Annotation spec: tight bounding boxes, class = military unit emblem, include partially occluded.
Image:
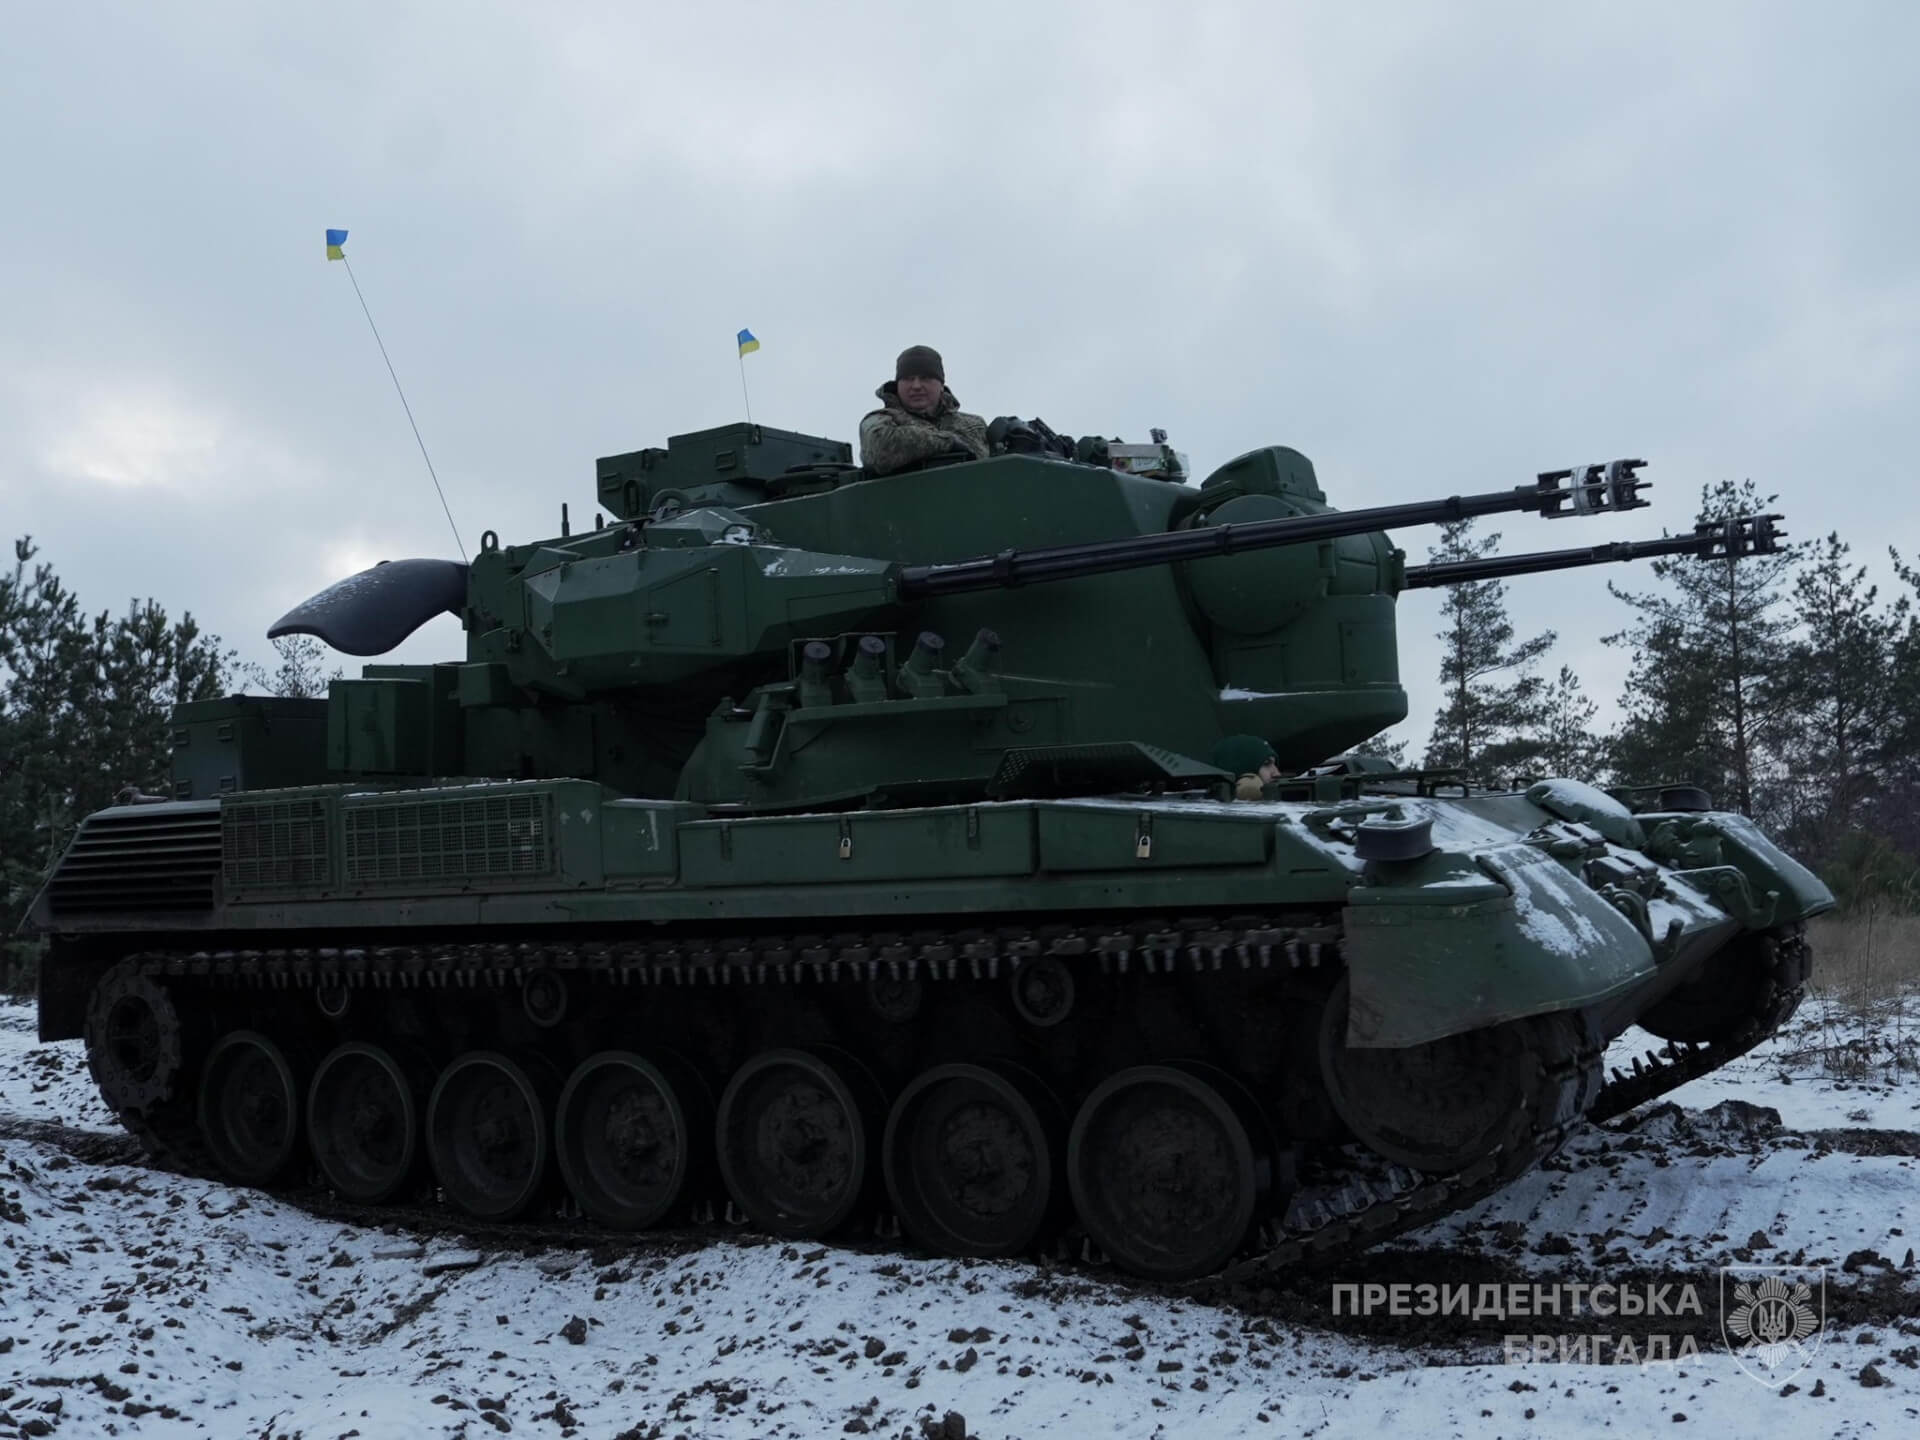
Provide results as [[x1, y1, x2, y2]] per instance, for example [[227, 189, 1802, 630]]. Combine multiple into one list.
[[1722, 1266, 1825, 1384]]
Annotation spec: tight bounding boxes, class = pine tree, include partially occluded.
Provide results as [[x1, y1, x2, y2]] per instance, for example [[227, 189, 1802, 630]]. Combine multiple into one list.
[[1422, 520, 1555, 783], [271, 634, 340, 698], [1604, 479, 1798, 817], [1530, 665, 1601, 781], [234, 633, 342, 699], [0, 538, 93, 918], [1862, 547, 1920, 858], [1772, 534, 1902, 854], [0, 537, 234, 939], [78, 596, 231, 811]]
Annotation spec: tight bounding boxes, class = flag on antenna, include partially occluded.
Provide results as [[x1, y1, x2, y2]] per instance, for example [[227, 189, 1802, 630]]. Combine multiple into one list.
[[736, 328, 760, 356], [325, 228, 349, 261]]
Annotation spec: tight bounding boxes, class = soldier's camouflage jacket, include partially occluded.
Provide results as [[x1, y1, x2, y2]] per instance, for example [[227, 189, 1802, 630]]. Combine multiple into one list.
[[859, 383, 990, 475]]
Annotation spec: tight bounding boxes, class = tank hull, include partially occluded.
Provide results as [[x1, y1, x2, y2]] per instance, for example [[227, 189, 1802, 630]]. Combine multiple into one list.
[[31, 779, 1832, 1279]]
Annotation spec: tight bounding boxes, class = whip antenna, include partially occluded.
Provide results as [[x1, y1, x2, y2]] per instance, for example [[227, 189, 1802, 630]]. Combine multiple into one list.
[[325, 228, 467, 562]]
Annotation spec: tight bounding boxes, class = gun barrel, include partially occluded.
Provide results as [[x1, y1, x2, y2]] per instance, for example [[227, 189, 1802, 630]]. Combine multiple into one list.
[[897, 459, 1648, 600], [1403, 515, 1784, 590]]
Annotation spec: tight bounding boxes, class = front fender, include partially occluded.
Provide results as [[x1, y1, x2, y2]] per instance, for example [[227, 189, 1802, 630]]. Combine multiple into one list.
[[1696, 812, 1837, 926], [1344, 843, 1658, 1048]]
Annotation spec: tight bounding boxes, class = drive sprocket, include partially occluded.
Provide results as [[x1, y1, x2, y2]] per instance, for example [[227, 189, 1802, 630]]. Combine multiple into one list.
[[84, 960, 188, 1115]]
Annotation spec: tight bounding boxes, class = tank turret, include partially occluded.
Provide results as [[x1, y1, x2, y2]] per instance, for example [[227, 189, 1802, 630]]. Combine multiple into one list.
[[267, 425, 1772, 810]]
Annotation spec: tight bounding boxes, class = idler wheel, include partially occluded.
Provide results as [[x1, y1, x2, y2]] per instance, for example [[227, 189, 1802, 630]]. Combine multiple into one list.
[[1066, 1062, 1272, 1281], [307, 1042, 421, 1203], [1318, 973, 1537, 1173], [715, 1047, 883, 1238], [197, 1030, 303, 1185], [85, 964, 186, 1114], [1637, 930, 1805, 1045], [883, 1061, 1064, 1258], [556, 1051, 711, 1229], [427, 1051, 556, 1220]]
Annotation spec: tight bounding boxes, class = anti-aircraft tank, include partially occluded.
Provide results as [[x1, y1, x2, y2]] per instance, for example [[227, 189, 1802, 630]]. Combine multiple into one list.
[[28, 423, 1832, 1280]]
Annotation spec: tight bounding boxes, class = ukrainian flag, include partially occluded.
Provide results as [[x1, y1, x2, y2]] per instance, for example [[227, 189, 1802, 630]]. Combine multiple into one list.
[[736, 328, 760, 356], [325, 228, 348, 261]]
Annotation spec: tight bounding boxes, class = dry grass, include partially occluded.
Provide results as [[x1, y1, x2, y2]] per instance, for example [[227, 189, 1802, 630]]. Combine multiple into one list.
[[1808, 911, 1920, 1007], [1801, 911, 1920, 1083]]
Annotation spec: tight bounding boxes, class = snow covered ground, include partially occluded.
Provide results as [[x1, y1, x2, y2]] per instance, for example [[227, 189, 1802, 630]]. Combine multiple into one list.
[[2, 995, 1916, 1440]]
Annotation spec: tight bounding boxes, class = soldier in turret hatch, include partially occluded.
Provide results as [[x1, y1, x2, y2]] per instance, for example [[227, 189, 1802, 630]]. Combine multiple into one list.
[[859, 345, 990, 475], [1212, 734, 1283, 801]]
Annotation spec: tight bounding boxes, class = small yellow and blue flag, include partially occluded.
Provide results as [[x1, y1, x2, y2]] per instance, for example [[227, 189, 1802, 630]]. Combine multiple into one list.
[[736, 328, 760, 357], [325, 228, 349, 261]]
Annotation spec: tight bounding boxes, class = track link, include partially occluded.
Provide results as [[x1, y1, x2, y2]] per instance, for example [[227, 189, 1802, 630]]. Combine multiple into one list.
[[1587, 925, 1810, 1124]]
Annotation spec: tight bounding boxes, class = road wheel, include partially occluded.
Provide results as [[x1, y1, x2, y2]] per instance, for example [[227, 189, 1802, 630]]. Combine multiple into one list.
[[715, 1047, 883, 1239], [556, 1051, 711, 1229], [308, 1042, 421, 1203], [1067, 1062, 1272, 1280], [883, 1061, 1063, 1258], [427, 1051, 555, 1220], [198, 1030, 303, 1185]]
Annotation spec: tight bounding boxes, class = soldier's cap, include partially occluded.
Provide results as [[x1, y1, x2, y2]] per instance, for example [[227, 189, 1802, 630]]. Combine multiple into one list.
[[896, 345, 945, 382], [1211, 733, 1278, 777]]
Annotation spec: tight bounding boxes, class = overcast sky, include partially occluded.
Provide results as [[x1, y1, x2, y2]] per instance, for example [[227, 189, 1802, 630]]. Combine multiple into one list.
[[6, 1, 1916, 757]]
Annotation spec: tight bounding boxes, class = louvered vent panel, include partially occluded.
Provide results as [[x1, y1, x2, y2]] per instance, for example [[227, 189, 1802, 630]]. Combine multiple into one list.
[[222, 796, 331, 892], [342, 792, 553, 886], [46, 805, 221, 914]]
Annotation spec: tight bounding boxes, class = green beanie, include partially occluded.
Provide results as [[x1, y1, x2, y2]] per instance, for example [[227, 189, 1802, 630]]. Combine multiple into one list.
[[1211, 734, 1277, 777], [896, 345, 945, 381]]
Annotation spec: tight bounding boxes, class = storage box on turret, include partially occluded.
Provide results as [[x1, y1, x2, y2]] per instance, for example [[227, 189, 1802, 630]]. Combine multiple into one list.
[[168, 696, 330, 799]]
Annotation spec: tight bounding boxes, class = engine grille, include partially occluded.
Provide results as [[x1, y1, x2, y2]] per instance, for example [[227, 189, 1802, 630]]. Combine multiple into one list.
[[45, 804, 222, 914], [343, 791, 554, 886], [223, 795, 332, 893]]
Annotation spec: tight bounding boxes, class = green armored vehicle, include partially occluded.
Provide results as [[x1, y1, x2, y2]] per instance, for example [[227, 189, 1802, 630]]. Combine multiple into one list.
[[28, 424, 1831, 1280]]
